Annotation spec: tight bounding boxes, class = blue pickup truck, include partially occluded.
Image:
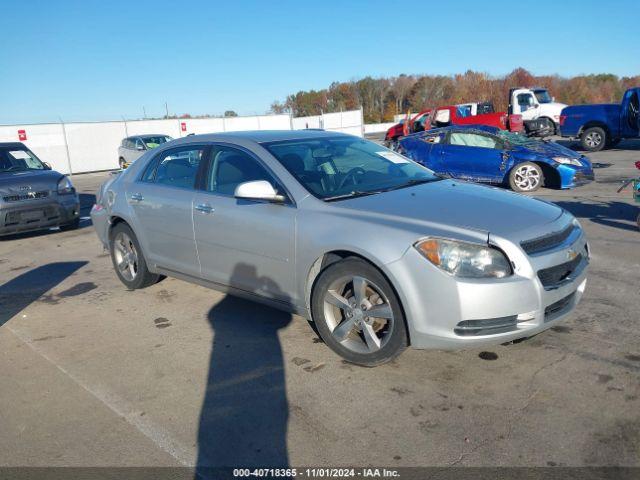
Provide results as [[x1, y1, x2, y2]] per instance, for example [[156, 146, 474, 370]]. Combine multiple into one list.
[[560, 87, 640, 151]]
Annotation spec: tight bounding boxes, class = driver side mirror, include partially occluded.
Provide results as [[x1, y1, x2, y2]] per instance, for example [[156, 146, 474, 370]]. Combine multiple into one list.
[[136, 144, 145, 151], [43, 162, 52, 170], [234, 180, 286, 203]]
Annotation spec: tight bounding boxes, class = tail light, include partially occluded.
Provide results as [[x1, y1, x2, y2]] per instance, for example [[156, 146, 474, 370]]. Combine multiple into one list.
[[635, 161, 640, 170], [559, 115, 567, 126]]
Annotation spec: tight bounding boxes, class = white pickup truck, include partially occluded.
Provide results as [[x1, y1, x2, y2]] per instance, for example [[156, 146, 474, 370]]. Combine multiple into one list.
[[508, 87, 567, 136]]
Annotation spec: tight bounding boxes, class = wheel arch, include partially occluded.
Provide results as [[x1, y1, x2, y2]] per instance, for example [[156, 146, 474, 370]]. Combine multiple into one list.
[[108, 215, 131, 240], [579, 121, 610, 139], [533, 161, 560, 188], [305, 249, 410, 344]]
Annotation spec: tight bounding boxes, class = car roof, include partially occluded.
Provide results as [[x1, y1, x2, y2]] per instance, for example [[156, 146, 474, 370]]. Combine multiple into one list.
[[130, 134, 171, 139], [419, 125, 501, 136], [165, 129, 352, 146], [0, 142, 28, 149]]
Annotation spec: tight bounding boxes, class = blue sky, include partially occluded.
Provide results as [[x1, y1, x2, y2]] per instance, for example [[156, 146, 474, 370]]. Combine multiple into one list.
[[1, 0, 638, 124]]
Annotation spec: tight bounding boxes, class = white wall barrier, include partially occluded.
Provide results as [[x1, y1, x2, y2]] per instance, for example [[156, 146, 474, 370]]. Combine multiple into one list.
[[0, 109, 363, 175], [364, 122, 396, 134]]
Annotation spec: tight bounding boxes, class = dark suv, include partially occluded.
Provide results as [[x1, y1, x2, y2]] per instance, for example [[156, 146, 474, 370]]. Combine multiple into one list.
[[0, 142, 80, 237]]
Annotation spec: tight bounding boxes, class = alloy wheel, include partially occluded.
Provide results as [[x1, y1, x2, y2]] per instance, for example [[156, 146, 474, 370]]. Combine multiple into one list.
[[513, 165, 541, 191], [113, 232, 139, 281], [323, 275, 395, 354], [585, 131, 602, 148]]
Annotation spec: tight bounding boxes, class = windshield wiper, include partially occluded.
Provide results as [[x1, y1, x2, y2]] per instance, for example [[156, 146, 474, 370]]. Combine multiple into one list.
[[324, 190, 383, 202], [379, 177, 442, 192]]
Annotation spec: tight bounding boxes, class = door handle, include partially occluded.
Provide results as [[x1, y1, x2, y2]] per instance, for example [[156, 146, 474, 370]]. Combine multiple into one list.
[[195, 203, 214, 214], [130, 193, 143, 202]]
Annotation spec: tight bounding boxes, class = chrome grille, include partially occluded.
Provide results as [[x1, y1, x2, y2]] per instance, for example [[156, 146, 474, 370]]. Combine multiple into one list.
[[537, 254, 582, 288], [2, 190, 49, 202], [521, 223, 577, 255]]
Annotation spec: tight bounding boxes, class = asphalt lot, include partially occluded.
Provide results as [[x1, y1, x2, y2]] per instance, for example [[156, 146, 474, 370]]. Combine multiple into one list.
[[0, 137, 639, 469]]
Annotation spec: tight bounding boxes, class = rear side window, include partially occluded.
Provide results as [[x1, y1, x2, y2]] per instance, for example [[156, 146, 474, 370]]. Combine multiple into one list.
[[141, 146, 205, 188]]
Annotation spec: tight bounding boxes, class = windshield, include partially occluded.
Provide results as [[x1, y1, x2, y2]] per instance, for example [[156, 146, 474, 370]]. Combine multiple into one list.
[[142, 136, 172, 149], [496, 130, 542, 147], [533, 89, 553, 104], [263, 136, 440, 200], [0, 147, 46, 173]]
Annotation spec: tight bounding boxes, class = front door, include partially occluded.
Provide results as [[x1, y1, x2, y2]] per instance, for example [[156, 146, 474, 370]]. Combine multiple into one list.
[[442, 131, 506, 183], [193, 145, 297, 304], [621, 89, 640, 138], [127, 145, 207, 276]]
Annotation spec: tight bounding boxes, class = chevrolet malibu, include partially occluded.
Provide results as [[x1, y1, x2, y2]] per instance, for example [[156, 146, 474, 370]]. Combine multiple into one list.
[[91, 130, 589, 366], [1, 142, 80, 236]]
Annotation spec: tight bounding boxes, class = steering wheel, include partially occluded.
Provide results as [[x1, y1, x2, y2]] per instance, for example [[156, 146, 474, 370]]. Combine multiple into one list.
[[337, 167, 366, 190]]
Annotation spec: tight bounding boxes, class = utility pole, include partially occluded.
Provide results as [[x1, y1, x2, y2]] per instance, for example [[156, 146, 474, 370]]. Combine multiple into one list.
[[142, 106, 147, 119], [165, 102, 169, 118]]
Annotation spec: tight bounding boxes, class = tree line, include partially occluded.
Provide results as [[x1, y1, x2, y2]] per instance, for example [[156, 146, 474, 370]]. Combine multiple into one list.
[[270, 68, 640, 123]]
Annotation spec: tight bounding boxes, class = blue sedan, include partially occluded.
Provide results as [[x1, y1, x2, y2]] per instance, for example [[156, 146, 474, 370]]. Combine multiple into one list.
[[397, 126, 595, 192]]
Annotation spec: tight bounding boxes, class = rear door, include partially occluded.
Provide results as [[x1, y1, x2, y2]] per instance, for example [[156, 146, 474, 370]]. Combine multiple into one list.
[[192, 144, 297, 304], [441, 131, 505, 183], [127, 145, 208, 276]]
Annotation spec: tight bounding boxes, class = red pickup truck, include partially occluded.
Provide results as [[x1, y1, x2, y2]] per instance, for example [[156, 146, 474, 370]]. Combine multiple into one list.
[[430, 105, 523, 133], [385, 103, 523, 146]]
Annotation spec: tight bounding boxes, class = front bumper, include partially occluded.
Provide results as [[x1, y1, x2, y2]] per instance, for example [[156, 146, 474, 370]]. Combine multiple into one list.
[[558, 164, 595, 189], [0, 195, 80, 236], [385, 225, 589, 349]]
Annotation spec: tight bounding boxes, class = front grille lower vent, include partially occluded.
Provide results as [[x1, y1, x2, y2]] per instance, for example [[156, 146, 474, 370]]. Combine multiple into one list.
[[537, 254, 582, 288]]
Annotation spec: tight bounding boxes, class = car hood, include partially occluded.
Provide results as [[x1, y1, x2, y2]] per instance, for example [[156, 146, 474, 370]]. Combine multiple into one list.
[[0, 170, 63, 195], [331, 180, 564, 240]]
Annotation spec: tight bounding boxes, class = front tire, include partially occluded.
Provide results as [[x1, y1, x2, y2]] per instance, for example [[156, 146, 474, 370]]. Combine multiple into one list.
[[109, 222, 160, 289], [581, 126, 607, 152], [119, 157, 126, 169], [311, 258, 407, 367], [509, 162, 544, 192]]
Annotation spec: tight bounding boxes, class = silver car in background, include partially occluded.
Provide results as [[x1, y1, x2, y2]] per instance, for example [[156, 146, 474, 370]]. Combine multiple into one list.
[[118, 134, 172, 169], [91, 130, 588, 366]]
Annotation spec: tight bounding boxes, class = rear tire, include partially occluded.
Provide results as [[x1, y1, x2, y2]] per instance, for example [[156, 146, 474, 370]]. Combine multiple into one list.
[[581, 126, 607, 152], [509, 162, 544, 192], [109, 222, 160, 289], [311, 258, 407, 367]]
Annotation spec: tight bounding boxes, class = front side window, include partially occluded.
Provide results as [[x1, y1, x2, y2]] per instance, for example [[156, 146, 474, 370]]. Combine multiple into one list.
[[142, 147, 204, 188], [206, 146, 276, 196], [449, 132, 500, 149], [0, 148, 46, 172], [135, 139, 145, 150], [264, 136, 439, 200], [517, 94, 535, 109]]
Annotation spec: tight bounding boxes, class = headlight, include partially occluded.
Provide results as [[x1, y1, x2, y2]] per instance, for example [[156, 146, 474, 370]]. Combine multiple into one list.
[[415, 238, 512, 278], [57, 176, 75, 195], [553, 156, 582, 167]]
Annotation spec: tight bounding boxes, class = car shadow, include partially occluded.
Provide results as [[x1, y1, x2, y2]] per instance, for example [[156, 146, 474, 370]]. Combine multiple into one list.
[[195, 263, 292, 478], [0, 261, 88, 327], [554, 200, 639, 232]]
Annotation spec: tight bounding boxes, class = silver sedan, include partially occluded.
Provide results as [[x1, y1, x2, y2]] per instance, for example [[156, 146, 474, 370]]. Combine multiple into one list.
[[91, 130, 588, 366]]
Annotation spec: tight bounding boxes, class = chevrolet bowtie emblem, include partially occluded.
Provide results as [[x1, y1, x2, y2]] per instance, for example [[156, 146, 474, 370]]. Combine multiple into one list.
[[567, 249, 578, 261]]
